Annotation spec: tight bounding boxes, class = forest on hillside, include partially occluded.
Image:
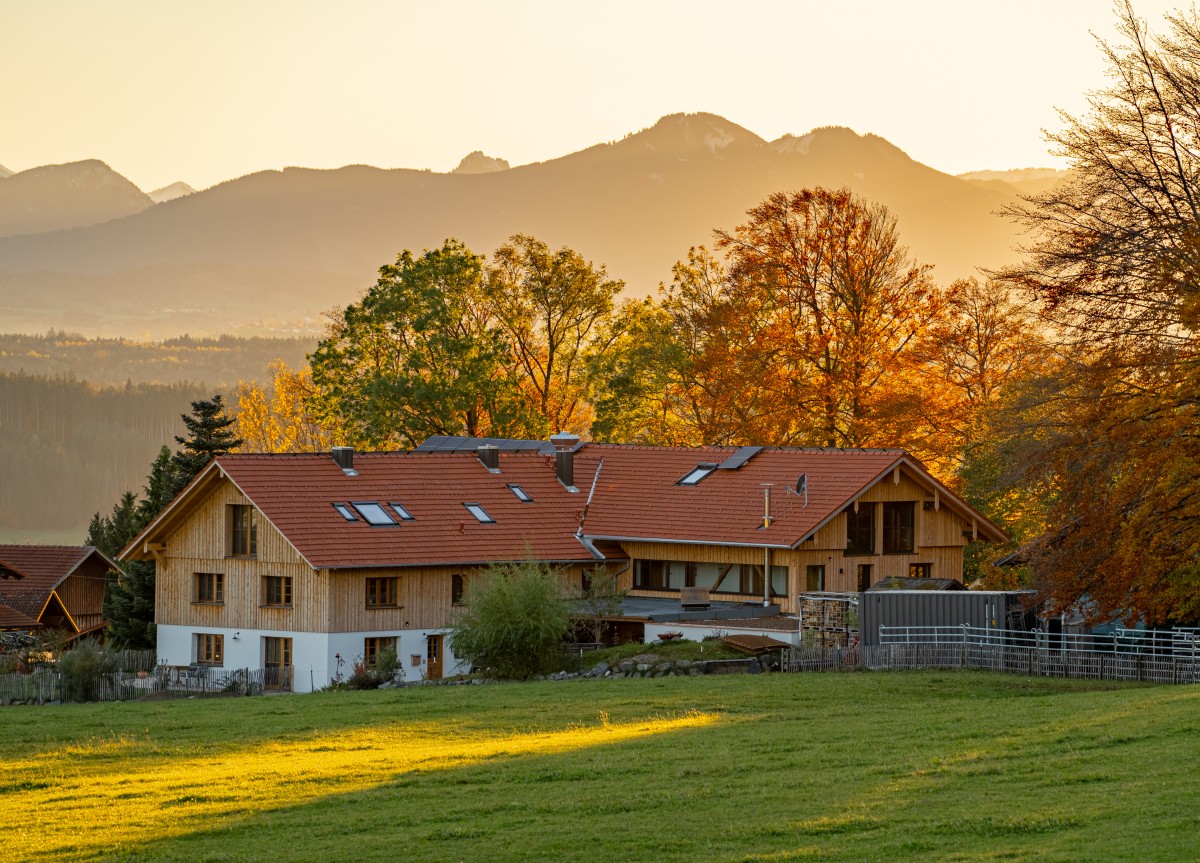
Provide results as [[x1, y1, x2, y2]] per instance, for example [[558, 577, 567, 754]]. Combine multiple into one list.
[[0, 332, 314, 387], [0, 373, 217, 532]]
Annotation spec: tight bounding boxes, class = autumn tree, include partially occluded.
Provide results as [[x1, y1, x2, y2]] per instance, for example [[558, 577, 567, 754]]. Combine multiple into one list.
[[309, 240, 539, 449], [234, 360, 338, 453], [991, 2, 1200, 624], [485, 235, 625, 436]]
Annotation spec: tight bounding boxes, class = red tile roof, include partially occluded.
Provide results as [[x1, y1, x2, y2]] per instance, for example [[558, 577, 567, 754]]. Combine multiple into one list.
[[575, 445, 918, 548], [214, 452, 604, 569], [0, 602, 41, 631], [0, 546, 110, 618], [126, 442, 1007, 569]]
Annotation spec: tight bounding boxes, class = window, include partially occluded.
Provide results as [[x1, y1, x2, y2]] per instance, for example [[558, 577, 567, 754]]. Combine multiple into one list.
[[883, 502, 916, 554], [845, 502, 876, 555], [634, 559, 667, 589], [353, 502, 396, 526], [856, 563, 873, 592], [678, 464, 717, 485], [262, 575, 292, 607], [333, 503, 357, 521], [196, 633, 223, 666], [364, 636, 397, 667], [805, 565, 825, 592], [909, 562, 932, 579], [193, 572, 223, 604], [390, 502, 414, 520], [366, 576, 399, 608], [634, 559, 786, 596], [451, 573, 465, 606], [229, 505, 258, 556], [508, 484, 532, 502], [464, 503, 494, 523]]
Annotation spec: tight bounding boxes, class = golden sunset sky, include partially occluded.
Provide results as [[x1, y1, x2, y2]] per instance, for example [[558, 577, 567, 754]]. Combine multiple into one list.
[[0, 0, 1185, 191]]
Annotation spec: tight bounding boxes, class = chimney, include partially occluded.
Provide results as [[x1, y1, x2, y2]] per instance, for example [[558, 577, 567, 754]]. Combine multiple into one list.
[[550, 432, 579, 488], [332, 446, 356, 475], [477, 444, 500, 471]]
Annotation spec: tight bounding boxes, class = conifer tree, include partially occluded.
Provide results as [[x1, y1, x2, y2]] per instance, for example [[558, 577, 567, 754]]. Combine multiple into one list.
[[169, 395, 241, 496]]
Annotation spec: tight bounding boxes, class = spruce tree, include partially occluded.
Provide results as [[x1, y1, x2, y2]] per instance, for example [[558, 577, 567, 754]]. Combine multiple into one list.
[[169, 395, 241, 497]]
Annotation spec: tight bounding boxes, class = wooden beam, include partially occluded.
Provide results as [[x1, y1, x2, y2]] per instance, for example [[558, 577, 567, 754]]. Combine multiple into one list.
[[934, 489, 940, 511], [893, 466, 900, 484]]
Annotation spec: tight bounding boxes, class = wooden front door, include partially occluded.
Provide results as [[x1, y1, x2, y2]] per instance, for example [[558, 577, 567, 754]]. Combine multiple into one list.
[[264, 636, 293, 691], [426, 634, 443, 679]]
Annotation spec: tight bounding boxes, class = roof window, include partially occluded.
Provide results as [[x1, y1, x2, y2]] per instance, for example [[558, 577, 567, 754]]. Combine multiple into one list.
[[333, 503, 357, 521], [390, 502, 414, 520], [353, 502, 396, 526], [678, 463, 717, 486], [508, 484, 533, 502], [464, 503, 495, 523]]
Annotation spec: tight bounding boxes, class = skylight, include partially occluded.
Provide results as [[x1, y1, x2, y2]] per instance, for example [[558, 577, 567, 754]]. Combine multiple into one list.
[[464, 503, 495, 523], [333, 503, 357, 521], [508, 484, 532, 502], [390, 502, 414, 520], [678, 464, 717, 486], [353, 502, 396, 526]]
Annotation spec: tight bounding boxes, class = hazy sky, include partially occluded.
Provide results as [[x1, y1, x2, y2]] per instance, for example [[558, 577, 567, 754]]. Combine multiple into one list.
[[1, 1, 1187, 191]]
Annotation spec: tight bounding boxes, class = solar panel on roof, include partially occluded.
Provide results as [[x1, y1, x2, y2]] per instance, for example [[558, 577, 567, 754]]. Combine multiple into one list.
[[718, 446, 763, 470]]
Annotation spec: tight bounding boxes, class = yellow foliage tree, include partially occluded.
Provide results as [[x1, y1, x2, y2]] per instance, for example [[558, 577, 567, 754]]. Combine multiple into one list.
[[234, 360, 339, 453]]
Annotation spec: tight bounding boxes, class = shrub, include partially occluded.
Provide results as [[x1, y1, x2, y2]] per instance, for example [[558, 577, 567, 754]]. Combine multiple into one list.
[[58, 641, 118, 702], [449, 559, 570, 680]]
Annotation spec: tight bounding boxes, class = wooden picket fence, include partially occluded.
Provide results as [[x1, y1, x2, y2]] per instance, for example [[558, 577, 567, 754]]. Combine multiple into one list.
[[0, 664, 292, 703]]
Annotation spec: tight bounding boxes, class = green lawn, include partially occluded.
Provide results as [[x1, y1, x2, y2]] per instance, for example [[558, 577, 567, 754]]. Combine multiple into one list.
[[1, 672, 1198, 862]]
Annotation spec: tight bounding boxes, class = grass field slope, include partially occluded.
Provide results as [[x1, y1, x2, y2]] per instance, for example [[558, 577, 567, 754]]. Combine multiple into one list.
[[1, 672, 1197, 862]]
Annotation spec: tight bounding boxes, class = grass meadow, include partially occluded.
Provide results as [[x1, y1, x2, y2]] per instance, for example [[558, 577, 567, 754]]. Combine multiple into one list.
[[1, 671, 1198, 863]]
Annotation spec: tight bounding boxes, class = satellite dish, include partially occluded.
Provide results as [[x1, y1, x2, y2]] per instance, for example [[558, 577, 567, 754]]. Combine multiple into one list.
[[796, 474, 807, 495]]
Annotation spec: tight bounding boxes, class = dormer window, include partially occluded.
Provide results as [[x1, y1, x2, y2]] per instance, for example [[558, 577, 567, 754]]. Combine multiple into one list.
[[333, 503, 357, 521], [353, 502, 396, 526], [508, 484, 532, 502], [390, 502, 414, 520], [464, 503, 495, 523], [678, 464, 717, 486]]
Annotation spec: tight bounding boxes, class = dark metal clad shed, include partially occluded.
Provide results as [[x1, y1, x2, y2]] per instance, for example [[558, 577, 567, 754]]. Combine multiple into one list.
[[860, 590, 1035, 646]]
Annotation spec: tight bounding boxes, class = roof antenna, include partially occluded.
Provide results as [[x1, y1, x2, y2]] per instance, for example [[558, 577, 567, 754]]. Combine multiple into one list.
[[785, 473, 809, 507]]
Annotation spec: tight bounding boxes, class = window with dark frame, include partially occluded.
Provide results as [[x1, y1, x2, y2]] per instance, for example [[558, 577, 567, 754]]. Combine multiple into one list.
[[845, 502, 876, 555], [678, 464, 717, 485], [634, 558, 787, 596], [193, 572, 223, 604], [451, 573, 465, 606], [464, 503, 494, 523], [365, 576, 399, 608], [333, 503, 357, 520], [353, 502, 396, 525], [230, 504, 258, 556], [856, 563, 873, 592], [805, 564, 825, 592], [262, 574, 293, 607], [508, 484, 533, 502], [364, 636, 397, 667], [196, 633, 223, 665], [883, 502, 916, 554], [390, 502, 414, 520]]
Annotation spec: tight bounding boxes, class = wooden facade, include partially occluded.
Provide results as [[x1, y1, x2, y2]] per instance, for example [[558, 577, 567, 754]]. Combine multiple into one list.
[[622, 467, 974, 613], [156, 479, 597, 637]]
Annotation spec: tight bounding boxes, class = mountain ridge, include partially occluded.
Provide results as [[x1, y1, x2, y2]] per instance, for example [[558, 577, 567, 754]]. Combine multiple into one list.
[[0, 113, 1029, 337]]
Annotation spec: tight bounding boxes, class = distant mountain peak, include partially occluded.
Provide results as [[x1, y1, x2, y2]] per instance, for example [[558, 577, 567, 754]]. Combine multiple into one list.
[[148, 181, 197, 204], [0, 159, 152, 237], [624, 112, 765, 158], [452, 152, 510, 174], [0, 163, 12, 179]]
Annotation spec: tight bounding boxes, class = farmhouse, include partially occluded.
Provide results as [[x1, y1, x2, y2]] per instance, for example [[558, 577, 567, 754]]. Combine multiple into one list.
[[0, 545, 117, 639], [122, 436, 1006, 691]]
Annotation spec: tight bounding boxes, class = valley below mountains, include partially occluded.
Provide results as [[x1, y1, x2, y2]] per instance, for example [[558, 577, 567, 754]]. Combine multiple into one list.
[[0, 113, 1056, 339]]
